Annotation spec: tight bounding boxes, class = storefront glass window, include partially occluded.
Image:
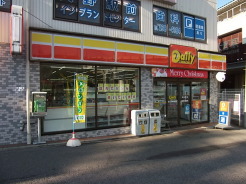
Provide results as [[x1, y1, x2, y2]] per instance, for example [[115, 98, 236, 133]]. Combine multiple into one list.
[[40, 64, 140, 133], [40, 64, 96, 132], [96, 66, 140, 127]]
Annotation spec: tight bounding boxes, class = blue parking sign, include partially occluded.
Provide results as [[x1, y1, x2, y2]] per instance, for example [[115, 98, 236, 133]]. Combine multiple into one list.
[[183, 15, 194, 39], [195, 18, 206, 41]]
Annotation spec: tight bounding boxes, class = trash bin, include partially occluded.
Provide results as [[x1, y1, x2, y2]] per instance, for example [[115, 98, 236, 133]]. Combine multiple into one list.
[[147, 109, 161, 134], [131, 110, 149, 136]]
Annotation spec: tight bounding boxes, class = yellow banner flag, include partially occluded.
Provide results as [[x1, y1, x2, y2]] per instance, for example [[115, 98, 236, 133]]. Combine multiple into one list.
[[74, 74, 88, 123]]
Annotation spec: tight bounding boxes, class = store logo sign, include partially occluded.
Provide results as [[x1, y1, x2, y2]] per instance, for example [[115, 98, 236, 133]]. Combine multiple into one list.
[[169, 44, 197, 69], [171, 50, 195, 64]]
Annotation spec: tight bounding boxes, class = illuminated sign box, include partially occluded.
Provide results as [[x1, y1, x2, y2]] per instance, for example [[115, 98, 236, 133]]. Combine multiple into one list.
[[169, 44, 198, 69]]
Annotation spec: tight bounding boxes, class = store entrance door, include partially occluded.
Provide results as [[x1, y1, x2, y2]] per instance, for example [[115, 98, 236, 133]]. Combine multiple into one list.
[[166, 82, 191, 126]]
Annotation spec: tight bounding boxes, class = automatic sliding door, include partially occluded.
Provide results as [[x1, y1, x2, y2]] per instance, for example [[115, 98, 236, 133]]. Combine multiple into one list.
[[180, 83, 191, 125], [166, 83, 178, 126]]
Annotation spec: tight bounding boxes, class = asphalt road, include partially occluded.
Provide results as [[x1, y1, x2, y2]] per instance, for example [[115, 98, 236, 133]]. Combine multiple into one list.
[[1, 128, 246, 184]]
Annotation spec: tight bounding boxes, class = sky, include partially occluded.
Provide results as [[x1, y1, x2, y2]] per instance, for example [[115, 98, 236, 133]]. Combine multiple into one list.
[[217, 0, 233, 9]]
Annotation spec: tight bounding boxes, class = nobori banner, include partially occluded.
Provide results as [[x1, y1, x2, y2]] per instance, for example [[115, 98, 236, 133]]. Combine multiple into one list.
[[74, 74, 88, 123], [152, 68, 208, 79]]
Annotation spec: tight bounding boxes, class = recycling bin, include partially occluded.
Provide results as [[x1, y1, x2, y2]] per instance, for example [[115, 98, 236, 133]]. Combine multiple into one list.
[[147, 109, 161, 134], [131, 110, 149, 136]]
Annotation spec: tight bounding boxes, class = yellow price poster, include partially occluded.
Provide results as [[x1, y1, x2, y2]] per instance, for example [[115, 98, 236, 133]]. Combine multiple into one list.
[[74, 74, 88, 123], [131, 92, 136, 100], [110, 84, 115, 92], [219, 101, 229, 112], [98, 83, 104, 92], [114, 84, 120, 92], [104, 83, 109, 92], [106, 93, 112, 101]]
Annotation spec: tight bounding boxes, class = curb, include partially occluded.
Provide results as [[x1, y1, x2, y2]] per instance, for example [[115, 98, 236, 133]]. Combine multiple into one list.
[[0, 122, 238, 150]]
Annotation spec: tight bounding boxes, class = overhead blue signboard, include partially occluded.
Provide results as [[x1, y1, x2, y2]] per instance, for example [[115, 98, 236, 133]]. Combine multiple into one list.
[[168, 10, 181, 38], [78, 0, 101, 24], [123, 0, 140, 31], [195, 18, 206, 41], [53, 0, 141, 32], [54, 0, 78, 21], [0, 0, 12, 13], [104, 0, 122, 28], [153, 6, 167, 36], [183, 15, 194, 39]]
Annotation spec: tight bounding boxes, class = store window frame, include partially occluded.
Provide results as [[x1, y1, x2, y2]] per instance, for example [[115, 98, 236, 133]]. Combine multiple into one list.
[[40, 63, 141, 135]]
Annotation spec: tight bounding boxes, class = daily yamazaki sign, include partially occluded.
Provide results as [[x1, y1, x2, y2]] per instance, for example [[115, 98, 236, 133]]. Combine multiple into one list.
[[152, 68, 208, 79], [169, 44, 197, 69]]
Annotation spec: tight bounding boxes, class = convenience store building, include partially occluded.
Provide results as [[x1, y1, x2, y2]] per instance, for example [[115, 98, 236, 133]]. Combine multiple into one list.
[[0, 0, 226, 145]]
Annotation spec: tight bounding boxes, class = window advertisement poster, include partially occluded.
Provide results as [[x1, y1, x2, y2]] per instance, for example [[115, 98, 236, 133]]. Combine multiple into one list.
[[192, 100, 202, 120], [124, 84, 130, 92], [183, 14, 195, 40], [132, 92, 136, 99], [200, 88, 207, 100], [78, 0, 101, 24], [110, 84, 115, 91], [195, 17, 206, 41], [54, 0, 78, 21], [98, 83, 104, 92], [123, 0, 140, 31], [153, 6, 167, 36], [117, 93, 122, 100], [104, 0, 122, 28], [168, 10, 181, 38], [106, 93, 112, 101], [122, 93, 127, 100], [151, 68, 208, 79], [0, 0, 12, 12], [104, 83, 110, 92], [114, 84, 120, 91], [74, 74, 88, 123]]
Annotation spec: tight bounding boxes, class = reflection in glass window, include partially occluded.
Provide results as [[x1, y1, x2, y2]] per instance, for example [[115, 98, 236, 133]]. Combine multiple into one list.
[[40, 64, 96, 133], [191, 82, 208, 122], [96, 66, 140, 127]]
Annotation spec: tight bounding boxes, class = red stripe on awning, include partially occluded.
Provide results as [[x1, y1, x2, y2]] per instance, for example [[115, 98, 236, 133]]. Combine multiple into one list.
[[198, 60, 211, 69], [146, 55, 168, 66], [212, 61, 223, 70], [54, 46, 81, 60], [32, 44, 52, 58], [84, 48, 115, 62], [117, 52, 144, 64]]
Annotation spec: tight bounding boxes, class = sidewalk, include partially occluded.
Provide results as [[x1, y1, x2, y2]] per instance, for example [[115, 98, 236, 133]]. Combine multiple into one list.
[[0, 122, 240, 150]]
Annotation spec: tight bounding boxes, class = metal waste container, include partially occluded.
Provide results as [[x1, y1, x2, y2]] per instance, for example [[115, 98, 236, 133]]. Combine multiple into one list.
[[131, 110, 149, 136], [147, 109, 161, 134]]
